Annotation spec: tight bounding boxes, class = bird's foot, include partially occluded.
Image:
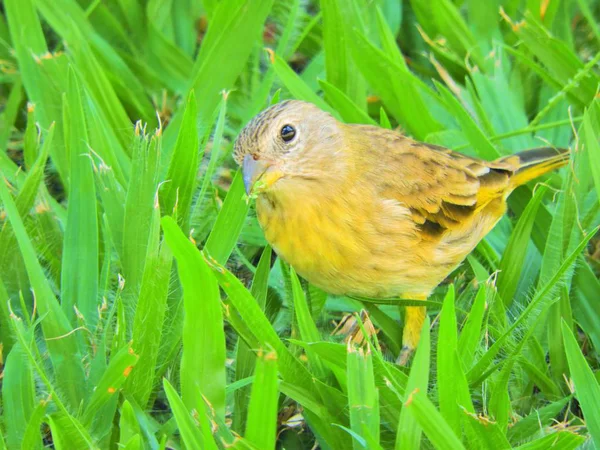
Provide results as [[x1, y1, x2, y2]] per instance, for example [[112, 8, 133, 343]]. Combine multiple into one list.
[[396, 345, 414, 366], [332, 309, 378, 346]]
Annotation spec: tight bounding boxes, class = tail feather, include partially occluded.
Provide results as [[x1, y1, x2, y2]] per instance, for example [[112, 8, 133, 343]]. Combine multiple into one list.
[[498, 147, 570, 189]]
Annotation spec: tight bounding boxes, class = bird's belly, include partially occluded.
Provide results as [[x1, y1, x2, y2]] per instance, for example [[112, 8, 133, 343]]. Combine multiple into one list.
[[256, 196, 445, 298]]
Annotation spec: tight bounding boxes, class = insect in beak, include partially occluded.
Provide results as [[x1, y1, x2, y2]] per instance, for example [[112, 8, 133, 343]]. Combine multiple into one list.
[[242, 154, 283, 196]]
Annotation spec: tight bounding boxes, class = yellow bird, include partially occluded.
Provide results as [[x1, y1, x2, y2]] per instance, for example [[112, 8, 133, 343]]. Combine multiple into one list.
[[234, 100, 569, 364]]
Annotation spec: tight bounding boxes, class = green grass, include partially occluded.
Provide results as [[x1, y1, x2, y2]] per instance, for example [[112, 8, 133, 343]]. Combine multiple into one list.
[[0, 0, 599, 448]]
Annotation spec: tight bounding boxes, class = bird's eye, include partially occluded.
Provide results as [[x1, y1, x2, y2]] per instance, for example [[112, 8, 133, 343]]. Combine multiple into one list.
[[280, 125, 296, 142]]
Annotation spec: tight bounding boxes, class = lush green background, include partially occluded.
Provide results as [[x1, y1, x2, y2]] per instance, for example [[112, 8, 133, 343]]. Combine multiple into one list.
[[0, 0, 599, 448]]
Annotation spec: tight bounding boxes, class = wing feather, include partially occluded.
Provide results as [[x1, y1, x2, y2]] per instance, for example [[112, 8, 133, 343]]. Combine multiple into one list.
[[363, 135, 516, 239]]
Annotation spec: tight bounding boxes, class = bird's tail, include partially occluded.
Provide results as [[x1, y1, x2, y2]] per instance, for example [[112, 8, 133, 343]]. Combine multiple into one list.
[[498, 147, 570, 189]]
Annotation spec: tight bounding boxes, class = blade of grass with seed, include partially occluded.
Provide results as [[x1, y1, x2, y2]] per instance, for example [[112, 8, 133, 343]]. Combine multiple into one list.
[[122, 129, 161, 295], [463, 409, 512, 449], [23, 103, 39, 170]]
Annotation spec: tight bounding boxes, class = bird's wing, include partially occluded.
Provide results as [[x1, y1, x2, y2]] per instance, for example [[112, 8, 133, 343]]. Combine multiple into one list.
[[377, 141, 516, 238]]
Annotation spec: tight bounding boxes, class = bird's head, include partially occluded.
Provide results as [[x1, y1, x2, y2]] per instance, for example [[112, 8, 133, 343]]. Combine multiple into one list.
[[233, 100, 345, 196]]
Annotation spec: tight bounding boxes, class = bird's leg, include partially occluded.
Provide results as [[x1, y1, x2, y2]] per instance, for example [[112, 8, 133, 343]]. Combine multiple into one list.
[[397, 294, 428, 365]]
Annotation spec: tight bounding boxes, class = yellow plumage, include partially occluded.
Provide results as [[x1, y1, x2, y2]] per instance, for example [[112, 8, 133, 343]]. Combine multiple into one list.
[[234, 100, 569, 363]]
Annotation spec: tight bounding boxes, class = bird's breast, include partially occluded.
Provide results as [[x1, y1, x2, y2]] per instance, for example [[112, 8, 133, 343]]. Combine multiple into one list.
[[256, 193, 361, 290], [254, 190, 434, 297]]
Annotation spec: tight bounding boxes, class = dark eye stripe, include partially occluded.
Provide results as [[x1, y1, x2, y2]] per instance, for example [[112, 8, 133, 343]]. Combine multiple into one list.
[[281, 124, 296, 142]]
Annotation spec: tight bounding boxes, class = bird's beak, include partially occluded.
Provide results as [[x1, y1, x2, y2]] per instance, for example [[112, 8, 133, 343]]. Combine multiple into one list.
[[242, 154, 283, 195]]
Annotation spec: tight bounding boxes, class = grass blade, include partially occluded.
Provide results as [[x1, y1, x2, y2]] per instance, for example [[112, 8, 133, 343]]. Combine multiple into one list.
[[0, 172, 85, 410], [82, 344, 139, 427], [437, 286, 461, 435], [457, 286, 487, 369], [119, 400, 141, 448], [320, 0, 366, 109], [347, 344, 379, 449], [162, 216, 226, 419], [290, 267, 326, 375], [161, 91, 200, 232], [245, 349, 279, 450], [2, 343, 37, 450], [204, 170, 250, 265], [128, 205, 173, 407], [507, 396, 570, 443], [60, 70, 99, 326], [497, 186, 547, 306], [270, 50, 338, 116], [468, 226, 599, 385], [319, 80, 376, 125], [189, 0, 274, 126], [583, 102, 600, 208], [163, 378, 218, 450], [233, 245, 273, 431], [562, 320, 600, 446], [402, 389, 466, 450], [513, 432, 585, 450], [396, 316, 430, 449], [122, 127, 161, 294]]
